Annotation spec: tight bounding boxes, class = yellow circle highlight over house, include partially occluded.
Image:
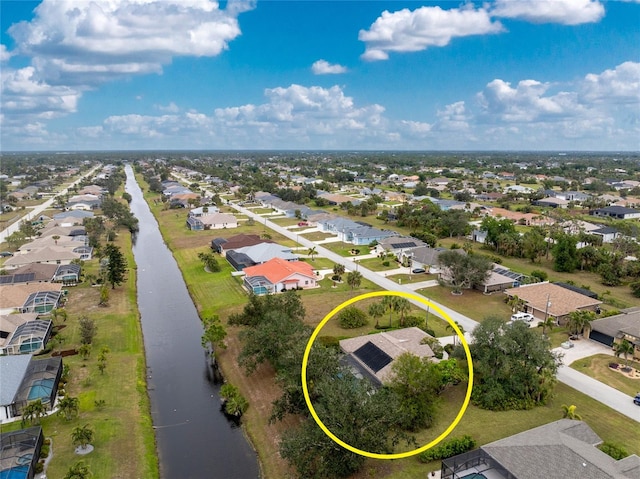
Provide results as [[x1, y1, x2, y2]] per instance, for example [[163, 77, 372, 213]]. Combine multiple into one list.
[[301, 290, 473, 460]]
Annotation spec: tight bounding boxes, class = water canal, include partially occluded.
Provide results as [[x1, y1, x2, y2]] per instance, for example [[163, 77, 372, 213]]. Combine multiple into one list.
[[125, 166, 260, 478]]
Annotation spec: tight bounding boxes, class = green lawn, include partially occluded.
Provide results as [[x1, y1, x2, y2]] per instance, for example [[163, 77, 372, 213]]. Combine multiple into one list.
[[415, 285, 512, 323], [571, 354, 640, 397], [357, 256, 401, 272]]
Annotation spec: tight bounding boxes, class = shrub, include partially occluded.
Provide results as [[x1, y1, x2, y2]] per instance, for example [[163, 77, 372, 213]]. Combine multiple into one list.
[[317, 336, 340, 349], [443, 344, 455, 356], [338, 306, 369, 329], [34, 463, 44, 474], [382, 261, 390, 267], [331, 275, 341, 281], [418, 435, 476, 462], [599, 441, 629, 460], [530, 269, 548, 282], [403, 315, 424, 328]]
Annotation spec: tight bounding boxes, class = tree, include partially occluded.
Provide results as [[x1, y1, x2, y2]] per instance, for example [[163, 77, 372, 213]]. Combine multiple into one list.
[[307, 246, 318, 261], [6, 230, 27, 249], [537, 316, 555, 336], [561, 404, 582, 420], [439, 251, 492, 294], [631, 280, 640, 298], [368, 302, 386, 328], [197, 251, 221, 272], [201, 315, 227, 352], [52, 235, 61, 245], [381, 296, 402, 327], [64, 461, 92, 479], [614, 339, 635, 368], [79, 317, 96, 345], [220, 383, 249, 417], [72, 424, 94, 450], [395, 298, 411, 326], [104, 244, 127, 289], [567, 310, 594, 337], [346, 271, 362, 291], [470, 316, 561, 410], [78, 343, 91, 361], [337, 306, 368, 329], [446, 321, 465, 345], [552, 234, 578, 273], [506, 295, 525, 314], [332, 263, 345, 280], [388, 353, 441, 430], [480, 216, 517, 249], [21, 399, 46, 426], [522, 229, 546, 263], [58, 396, 80, 421], [99, 284, 109, 306]]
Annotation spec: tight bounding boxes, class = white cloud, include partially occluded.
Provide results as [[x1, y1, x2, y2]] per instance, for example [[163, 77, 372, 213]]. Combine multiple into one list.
[[156, 102, 180, 113], [359, 5, 503, 61], [580, 61, 640, 104], [434, 101, 470, 131], [311, 60, 347, 75], [0, 44, 13, 62], [491, 0, 605, 25]]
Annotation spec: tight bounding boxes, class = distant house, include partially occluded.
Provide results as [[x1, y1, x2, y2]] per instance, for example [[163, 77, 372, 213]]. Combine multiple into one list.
[[186, 213, 238, 231], [589, 308, 640, 360], [66, 194, 101, 210], [0, 318, 52, 355], [504, 282, 601, 325], [0, 283, 63, 315], [21, 291, 63, 314], [3, 246, 83, 269], [242, 257, 316, 295], [590, 206, 640, 220], [211, 234, 271, 255], [478, 266, 524, 294], [533, 197, 569, 209], [441, 420, 639, 479], [402, 247, 465, 274], [339, 328, 435, 386], [226, 243, 298, 271], [0, 313, 38, 354], [0, 355, 62, 421], [375, 236, 426, 256], [188, 206, 220, 217]]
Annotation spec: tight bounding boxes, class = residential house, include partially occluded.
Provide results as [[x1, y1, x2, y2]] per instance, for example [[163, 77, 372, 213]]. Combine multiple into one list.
[[242, 257, 316, 295], [590, 206, 640, 220], [0, 263, 58, 284], [478, 266, 524, 294], [186, 213, 238, 231], [0, 318, 52, 355], [66, 193, 102, 210], [441, 420, 639, 479], [534, 197, 569, 209], [589, 308, 640, 360], [504, 282, 601, 325], [375, 237, 427, 257], [0, 355, 62, 421], [339, 328, 435, 386], [3, 246, 84, 269], [226, 243, 298, 271], [0, 313, 38, 353], [211, 234, 271, 255], [188, 206, 220, 217], [0, 427, 45, 479], [0, 283, 63, 315], [52, 210, 94, 226]]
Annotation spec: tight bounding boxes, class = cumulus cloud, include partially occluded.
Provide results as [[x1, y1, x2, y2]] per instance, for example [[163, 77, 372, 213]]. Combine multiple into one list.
[[580, 61, 640, 103], [311, 60, 347, 75], [2, 0, 252, 123], [359, 5, 503, 61], [156, 102, 180, 113], [0, 45, 13, 62], [491, 0, 605, 25], [434, 101, 470, 131]]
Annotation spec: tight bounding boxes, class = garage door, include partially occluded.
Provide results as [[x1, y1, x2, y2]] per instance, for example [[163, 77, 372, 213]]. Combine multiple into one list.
[[589, 330, 614, 347]]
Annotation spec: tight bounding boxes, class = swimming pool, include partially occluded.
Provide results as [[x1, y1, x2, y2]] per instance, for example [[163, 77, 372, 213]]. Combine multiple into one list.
[[0, 465, 29, 479], [459, 474, 488, 479], [27, 378, 55, 401]]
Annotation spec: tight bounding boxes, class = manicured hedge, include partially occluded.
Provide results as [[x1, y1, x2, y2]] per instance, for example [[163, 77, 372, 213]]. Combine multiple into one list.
[[418, 435, 476, 463]]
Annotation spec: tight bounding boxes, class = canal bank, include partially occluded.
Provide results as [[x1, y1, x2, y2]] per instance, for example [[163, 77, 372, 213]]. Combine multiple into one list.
[[125, 166, 260, 479]]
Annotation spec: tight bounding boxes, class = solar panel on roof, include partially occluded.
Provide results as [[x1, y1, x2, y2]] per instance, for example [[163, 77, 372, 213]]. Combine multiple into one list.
[[0, 276, 13, 284], [13, 273, 36, 283], [353, 342, 392, 373], [493, 268, 523, 280], [391, 242, 417, 249]]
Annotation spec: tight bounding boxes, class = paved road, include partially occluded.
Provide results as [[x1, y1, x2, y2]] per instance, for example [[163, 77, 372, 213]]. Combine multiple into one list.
[[174, 174, 640, 423], [0, 165, 101, 243]]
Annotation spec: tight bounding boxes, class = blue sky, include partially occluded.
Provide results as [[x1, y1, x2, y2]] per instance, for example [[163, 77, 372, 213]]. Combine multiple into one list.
[[1, 0, 639, 151]]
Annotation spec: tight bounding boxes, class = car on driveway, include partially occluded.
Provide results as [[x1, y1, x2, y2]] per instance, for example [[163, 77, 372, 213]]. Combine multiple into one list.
[[561, 341, 575, 349], [510, 312, 535, 322], [0, 251, 13, 257], [634, 393, 640, 406], [412, 268, 426, 274]]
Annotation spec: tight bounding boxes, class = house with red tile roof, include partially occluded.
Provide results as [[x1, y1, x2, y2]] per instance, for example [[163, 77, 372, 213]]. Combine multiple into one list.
[[242, 257, 317, 295]]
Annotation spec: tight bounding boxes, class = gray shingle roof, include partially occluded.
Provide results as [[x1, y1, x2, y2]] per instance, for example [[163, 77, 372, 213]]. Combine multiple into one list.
[[0, 354, 32, 405]]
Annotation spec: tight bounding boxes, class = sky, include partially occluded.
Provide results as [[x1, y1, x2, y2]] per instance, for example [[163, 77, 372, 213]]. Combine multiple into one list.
[[1, 0, 639, 152]]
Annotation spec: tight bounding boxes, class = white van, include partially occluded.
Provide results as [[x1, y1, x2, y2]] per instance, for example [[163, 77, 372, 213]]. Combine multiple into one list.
[[511, 312, 534, 322]]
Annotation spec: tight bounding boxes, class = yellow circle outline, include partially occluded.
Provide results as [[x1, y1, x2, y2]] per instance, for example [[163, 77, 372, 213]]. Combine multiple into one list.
[[301, 290, 473, 460]]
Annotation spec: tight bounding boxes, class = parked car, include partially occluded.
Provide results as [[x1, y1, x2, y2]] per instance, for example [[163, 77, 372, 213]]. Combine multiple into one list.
[[412, 268, 426, 274], [511, 312, 534, 322], [0, 251, 13, 257], [634, 393, 640, 406], [561, 341, 575, 349], [297, 222, 308, 226]]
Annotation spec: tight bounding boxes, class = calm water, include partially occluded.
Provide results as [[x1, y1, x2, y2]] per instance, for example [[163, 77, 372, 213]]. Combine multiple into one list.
[[125, 166, 260, 479]]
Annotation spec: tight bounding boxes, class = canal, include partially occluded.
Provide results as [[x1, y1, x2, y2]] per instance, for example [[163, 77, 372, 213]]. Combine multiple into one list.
[[125, 166, 260, 478]]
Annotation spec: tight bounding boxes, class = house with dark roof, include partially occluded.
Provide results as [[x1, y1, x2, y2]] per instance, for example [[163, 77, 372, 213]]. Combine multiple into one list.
[[590, 206, 640, 220], [210, 234, 271, 255], [589, 308, 640, 360], [375, 236, 426, 256], [441, 419, 639, 479], [0, 426, 45, 479], [400, 247, 466, 274], [242, 257, 316, 295], [339, 328, 435, 386]]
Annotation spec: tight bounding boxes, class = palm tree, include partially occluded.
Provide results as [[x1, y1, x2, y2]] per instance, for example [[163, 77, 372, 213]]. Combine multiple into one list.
[[561, 404, 582, 420], [381, 296, 400, 327], [64, 461, 92, 479], [538, 316, 555, 336], [307, 246, 318, 261], [52, 235, 60, 245], [614, 339, 635, 369], [57, 396, 79, 421], [21, 399, 47, 426], [346, 271, 362, 291], [506, 295, 525, 314], [395, 298, 411, 326], [446, 321, 465, 345], [368, 302, 386, 328], [567, 310, 594, 337], [333, 263, 345, 280], [71, 424, 94, 451]]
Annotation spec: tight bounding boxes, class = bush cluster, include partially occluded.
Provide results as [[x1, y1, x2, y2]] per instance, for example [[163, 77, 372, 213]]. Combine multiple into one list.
[[418, 435, 476, 462], [338, 306, 368, 329]]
